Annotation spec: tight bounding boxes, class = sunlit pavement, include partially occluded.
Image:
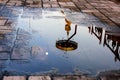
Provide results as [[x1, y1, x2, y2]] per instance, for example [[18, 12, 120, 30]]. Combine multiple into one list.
[[0, 0, 120, 80]]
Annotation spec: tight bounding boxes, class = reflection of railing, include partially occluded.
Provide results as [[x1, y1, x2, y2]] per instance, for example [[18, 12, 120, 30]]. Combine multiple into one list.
[[88, 26, 103, 44], [104, 32, 120, 61], [88, 26, 120, 62]]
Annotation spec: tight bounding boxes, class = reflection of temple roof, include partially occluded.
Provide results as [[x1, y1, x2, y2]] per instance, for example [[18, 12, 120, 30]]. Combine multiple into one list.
[[88, 26, 120, 62], [105, 31, 120, 42], [56, 40, 78, 51]]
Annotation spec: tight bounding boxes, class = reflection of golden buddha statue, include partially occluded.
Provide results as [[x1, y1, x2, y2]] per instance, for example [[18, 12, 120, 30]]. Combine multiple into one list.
[[65, 18, 71, 37], [56, 11, 78, 51], [56, 24, 78, 51]]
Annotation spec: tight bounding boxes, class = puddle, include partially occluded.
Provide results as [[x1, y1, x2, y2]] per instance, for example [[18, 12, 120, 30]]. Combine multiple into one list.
[[0, 7, 120, 76]]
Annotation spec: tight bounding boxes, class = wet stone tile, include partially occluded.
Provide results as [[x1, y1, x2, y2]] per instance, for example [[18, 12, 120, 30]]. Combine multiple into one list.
[[66, 2, 76, 7], [10, 14, 19, 18], [20, 15, 31, 19], [0, 40, 14, 48], [59, 2, 68, 7], [0, 45, 12, 52], [4, 34, 16, 41], [81, 76, 96, 80], [43, 3, 51, 8], [31, 46, 49, 60], [51, 4, 60, 8], [0, 60, 6, 68], [0, 33, 4, 38], [0, 29, 13, 35], [4, 23, 15, 28], [17, 28, 31, 35], [20, 12, 42, 19], [0, 19, 6, 25], [11, 46, 31, 60], [29, 76, 51, 80], [82, 10, 99, 13], [23, 8, 42, 12], [54, 76, 96, 80], [0, 25, 13, 30], [0, 52, 10, 60], [0, 10, 11, 15], [3, 76, 26, 80], [54, 76, 81, 80], [16, 34, 31, 40], [28, 4, 42, 8], [16, 2, 23, 6], [58, 0, 71, 2], [2, 33, 15, 39], [98, 70, 120, 80], [0, 12, 11, 18], [15, 40, 29, 47], [7, 2, 16, 6]]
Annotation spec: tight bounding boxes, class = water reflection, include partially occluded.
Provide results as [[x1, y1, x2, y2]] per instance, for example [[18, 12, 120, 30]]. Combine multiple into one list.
[[88, 26, 120, 62], [0, 7, 120, 75], [65, 18, 71, 38], [56, 18, 78, 51], [0, 33, 4, 39]]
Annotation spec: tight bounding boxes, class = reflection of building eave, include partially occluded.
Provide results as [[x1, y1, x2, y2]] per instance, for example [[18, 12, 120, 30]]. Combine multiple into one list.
[[105, 42, 120, 61], [104, 32, 120, 62], [88, 26, 120, 62], [105, 32, 120, 42]]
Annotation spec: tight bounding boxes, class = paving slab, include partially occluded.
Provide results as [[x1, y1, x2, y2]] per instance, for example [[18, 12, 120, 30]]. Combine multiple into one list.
[[0, 19, 6, 25], [98, 70, 120, 80], [0, 52, 10, 60], [0, 30, 13, 35], [29, 76, 51, 80], [3, 76, 26, 80], [0, 60, 6, 68], [53, 76, 96, 80], [11, 46, 31, 60], [0, 45, 12, 52]]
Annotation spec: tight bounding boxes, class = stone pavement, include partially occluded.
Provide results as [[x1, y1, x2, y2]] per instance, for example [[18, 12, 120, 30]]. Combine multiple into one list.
[[2, 76, 96, 80], [0, 0, 120, 27], [1, 71, 120, 80], [0, 0, 120, 80]]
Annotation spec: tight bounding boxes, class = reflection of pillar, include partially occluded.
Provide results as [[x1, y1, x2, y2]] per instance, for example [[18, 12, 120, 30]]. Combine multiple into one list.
[[88, 26, 91, 33], [103, 31, 106, 46], [103, 32, 111, 46], [94, 27, 103, 44], [114, 43, 120, 62], [91, 26, 94, 34], [115, 42, 119, 55], [101, 29, 105, 45], [99, 28, 103, 44]]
